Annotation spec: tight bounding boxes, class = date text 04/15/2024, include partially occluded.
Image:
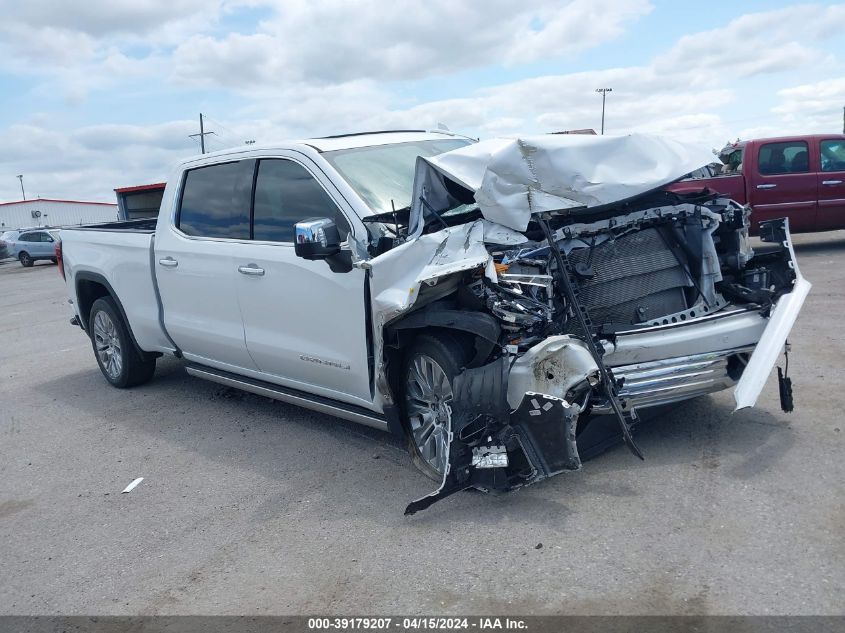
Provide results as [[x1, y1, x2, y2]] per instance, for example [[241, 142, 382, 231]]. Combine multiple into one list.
[[307, 617, 528, 630]]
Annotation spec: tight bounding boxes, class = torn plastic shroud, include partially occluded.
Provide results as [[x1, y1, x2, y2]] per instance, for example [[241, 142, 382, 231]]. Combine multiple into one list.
[[405, 357, 582, 515]]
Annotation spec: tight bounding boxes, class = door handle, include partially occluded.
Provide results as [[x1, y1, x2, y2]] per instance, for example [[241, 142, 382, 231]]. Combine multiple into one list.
[[238, 264, 265, 276], [756, 184, 777, 189], [822, 180, 843, 186], [158, 257, 178, 268]]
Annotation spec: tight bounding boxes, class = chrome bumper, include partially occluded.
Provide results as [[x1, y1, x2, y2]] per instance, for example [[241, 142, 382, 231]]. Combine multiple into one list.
[[592, 347, 754, 413]]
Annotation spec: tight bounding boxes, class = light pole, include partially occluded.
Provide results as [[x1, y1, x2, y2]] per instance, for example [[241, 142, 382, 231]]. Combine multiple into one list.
[[595, 88, 612, 135], [17, 174, 26, 200]]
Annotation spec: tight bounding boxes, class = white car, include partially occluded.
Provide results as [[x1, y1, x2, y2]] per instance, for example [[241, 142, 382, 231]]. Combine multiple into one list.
[[57, 131, 809, 513]]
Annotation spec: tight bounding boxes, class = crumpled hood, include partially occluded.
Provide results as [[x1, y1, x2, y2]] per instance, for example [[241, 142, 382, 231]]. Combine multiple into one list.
[[409, 133, 717, 233]]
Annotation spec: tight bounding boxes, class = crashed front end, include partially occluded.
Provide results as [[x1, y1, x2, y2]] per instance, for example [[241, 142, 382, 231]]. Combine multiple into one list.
[[360, 135, 810, 514]]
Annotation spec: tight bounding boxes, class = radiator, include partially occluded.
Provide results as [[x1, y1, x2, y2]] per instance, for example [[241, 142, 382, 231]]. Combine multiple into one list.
[[568, 227, 691, 326]]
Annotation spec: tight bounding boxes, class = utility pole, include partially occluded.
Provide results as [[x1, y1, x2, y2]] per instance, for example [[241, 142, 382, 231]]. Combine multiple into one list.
[[188, 113, 215, 154], [595, 88, 612, 135], [16, 174, 25, 200]]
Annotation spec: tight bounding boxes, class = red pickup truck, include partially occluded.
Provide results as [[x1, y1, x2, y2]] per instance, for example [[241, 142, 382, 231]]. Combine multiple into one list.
[[668, 134, 845, 234]]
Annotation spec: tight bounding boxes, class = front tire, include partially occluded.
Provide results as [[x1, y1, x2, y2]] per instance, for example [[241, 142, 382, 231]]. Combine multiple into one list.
[[400, 333, 467, 481], [19, 252, 33, 267], [88, 297, 156, 388]]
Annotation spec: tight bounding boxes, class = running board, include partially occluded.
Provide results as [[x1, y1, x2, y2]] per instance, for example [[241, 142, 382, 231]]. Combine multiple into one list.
[[185, 364, 389, 431]]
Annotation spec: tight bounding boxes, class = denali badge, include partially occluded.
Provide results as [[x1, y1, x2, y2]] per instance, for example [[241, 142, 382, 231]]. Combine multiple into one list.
[[299, 355, 351, 371]]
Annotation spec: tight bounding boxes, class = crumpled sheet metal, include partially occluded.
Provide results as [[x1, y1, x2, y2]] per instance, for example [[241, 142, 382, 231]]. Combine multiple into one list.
[[412, 133, 718, 232], [367, 220, 490, 320]]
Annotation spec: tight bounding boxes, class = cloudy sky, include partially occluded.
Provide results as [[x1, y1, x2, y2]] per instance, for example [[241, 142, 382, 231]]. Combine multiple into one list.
[[1, 0, 843, 202]]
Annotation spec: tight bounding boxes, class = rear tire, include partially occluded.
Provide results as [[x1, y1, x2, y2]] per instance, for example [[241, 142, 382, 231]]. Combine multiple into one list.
[[88, 297, 156, 388], [19, 252, 33, 267], [400, 333, 467, 481]]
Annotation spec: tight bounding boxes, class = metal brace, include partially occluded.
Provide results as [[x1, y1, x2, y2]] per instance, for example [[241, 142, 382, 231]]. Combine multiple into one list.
[[538, 216, 644, 460]]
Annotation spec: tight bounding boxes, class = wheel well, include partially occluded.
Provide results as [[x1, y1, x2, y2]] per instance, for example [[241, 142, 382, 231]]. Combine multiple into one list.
[[385, 326, 477, 412], [76, 279, 111, 331], [75, 277, 160, 360]]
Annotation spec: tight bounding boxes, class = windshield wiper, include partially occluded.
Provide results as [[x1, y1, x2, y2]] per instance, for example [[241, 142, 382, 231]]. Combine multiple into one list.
[[419, 196, 449, 229]]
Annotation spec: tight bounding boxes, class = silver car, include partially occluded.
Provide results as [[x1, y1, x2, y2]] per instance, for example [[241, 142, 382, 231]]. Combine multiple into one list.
[[5, 228, 61, 267]]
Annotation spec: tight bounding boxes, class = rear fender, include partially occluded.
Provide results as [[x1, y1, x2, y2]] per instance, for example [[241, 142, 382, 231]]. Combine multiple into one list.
[[74, 272, 154, 359]]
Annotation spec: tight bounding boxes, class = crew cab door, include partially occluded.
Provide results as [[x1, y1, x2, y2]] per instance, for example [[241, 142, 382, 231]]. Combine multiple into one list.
[[154, 159, 258, 371], [749, 139, 817, 232], [817, 137, 845, 231], [234, 155, 372, 405]]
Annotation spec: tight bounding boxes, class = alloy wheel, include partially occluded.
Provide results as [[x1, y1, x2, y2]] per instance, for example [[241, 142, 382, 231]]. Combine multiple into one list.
[[404, 354, 453, 476], [93, 310, 123, 380]]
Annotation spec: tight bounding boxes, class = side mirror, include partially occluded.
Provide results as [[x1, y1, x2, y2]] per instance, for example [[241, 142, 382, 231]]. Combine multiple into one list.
[[294, 217, 342, 260]]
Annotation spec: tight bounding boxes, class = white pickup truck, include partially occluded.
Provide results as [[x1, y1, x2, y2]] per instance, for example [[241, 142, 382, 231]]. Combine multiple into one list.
[[59, 130, 809, 513]]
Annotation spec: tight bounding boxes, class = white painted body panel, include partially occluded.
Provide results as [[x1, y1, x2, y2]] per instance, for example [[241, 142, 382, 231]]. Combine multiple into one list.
[[733, 232, 811, 409], [154, 230, 258, 370], [234, 240, 373, 404], [62, 229, 173, 353]]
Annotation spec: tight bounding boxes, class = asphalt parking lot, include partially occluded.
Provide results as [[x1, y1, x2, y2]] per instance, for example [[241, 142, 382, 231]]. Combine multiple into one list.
[[0, 233, 843, 616]]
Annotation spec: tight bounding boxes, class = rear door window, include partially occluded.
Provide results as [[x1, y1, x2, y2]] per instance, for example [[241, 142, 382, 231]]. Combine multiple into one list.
[[820, 140, 845, 172], [758, 141, 810, 175], [252, 159, 350, 243], [177, 161, 251, 239], [18, 232, 35, 242]]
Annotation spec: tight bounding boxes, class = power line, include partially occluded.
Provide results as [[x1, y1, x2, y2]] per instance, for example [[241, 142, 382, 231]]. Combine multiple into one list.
[[200, 114, 243, 147]]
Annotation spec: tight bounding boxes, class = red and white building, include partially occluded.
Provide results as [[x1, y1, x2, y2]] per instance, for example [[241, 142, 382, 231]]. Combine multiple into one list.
[[0, 198, 118, 230]]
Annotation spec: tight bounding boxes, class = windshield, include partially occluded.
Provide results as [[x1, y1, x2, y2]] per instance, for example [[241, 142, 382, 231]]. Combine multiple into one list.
[[323, 139, 471, 215]]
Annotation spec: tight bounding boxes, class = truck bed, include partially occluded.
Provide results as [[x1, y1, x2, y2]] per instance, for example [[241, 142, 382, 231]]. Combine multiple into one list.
[[61, 222, 173, 353], [62, 218, 158, 233]]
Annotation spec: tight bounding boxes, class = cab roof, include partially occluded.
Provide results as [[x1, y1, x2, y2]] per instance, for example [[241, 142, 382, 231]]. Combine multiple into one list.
[[181, 130, 468, 165], [301, 130, 467, 152]]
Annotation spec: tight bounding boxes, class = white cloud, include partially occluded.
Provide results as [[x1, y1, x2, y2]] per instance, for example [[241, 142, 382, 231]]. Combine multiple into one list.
[[768, 77, 845, 134], [0, 120, 197, 201], [0, 0, 224, 99], [0, 0, 217, 37], [1, 2, 844, 202], [655, 4, 845, 78], [171, 0, 652, 87]]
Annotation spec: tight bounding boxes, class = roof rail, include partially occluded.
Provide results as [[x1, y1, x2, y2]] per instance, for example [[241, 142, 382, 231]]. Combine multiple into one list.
[[314, 130, 429, 139]]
